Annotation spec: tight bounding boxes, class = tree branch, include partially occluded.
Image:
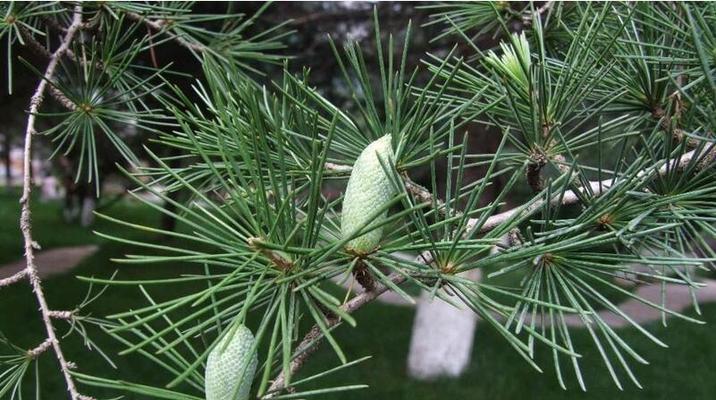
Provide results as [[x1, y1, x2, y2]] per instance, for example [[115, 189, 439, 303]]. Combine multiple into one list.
[[18, 6, 87, 400], [27, 338, 53, 359], [125, 11, 207, 52], [0, 270, 27, 288], [472, 146, 711, 234], [48, 310, 75, 320], [328, 143, 712, 236], [522, 1, 554, 25], [273, 145, 714, 397], [17, 26, 77, 111], [263, 272, 407, 398]]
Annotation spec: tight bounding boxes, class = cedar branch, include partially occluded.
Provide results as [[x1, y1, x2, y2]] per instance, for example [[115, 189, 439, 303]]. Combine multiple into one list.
[[17, 26, 77, 111], [0, 270, 27, 288], [266, 145, 712, 397], [263, 272, 407, 398], [18, 6, 87, 400], [125, 11, 207, 52]]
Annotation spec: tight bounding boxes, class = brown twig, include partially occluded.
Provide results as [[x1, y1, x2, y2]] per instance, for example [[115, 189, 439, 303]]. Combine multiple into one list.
[[247, 237, 294, 271], [18, 5, 86, 400], [526, 157, 546, 192], [402, 175, 447, 208]]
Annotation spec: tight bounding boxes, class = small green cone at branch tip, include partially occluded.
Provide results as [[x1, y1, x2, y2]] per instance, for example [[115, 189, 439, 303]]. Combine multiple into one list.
[[205, 325, 258, 400], [341, 135, 396, 254]]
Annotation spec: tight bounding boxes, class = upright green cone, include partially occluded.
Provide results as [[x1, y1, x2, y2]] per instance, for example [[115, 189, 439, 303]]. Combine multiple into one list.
[[341, 135, 396, 253], [205, 325, 258, 400]]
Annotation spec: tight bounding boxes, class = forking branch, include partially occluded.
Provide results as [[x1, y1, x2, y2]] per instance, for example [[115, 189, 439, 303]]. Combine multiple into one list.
[[16, 5, 91, 400]]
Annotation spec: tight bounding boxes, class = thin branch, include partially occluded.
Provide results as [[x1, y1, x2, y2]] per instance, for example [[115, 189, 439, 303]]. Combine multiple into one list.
[[247, 237, 294, 271], [0, 270, 27, 288], [48, 310, 75, 320], [402, 175, 447, 208], [18, 6, 86, 400], [17, 26, 77, 111], [273, 146, 714, 396], [27, 338, 53, 359], [125, 11, 207, 52], [263, 272, 407, 398], [470, 147, 710, 234], [324, 162, 352, 173], [522, 1, 554, 25]]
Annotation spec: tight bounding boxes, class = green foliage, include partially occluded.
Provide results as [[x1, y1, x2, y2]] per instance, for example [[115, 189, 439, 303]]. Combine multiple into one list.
[[0, 1, 63, 93], [0, 331, 33, 399], [2, 1, 716, 399]]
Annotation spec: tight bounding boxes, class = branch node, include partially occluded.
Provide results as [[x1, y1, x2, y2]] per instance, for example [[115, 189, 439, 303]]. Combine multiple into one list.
[[352, 260, 375, 291], [48, 310, 75, 320], [27, 338, 53, 359], [507, 228, 524, 248], [247, 237, 294, 271], [526, 150, 547, 192], [0, 270, 27, 288]]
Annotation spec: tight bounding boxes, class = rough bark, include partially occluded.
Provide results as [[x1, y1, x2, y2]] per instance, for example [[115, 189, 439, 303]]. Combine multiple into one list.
[[16, 6, 89, 400]]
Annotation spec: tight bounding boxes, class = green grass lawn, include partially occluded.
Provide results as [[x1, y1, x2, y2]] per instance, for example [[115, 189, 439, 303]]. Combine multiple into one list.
[[1, 191, 715, 399], [0, 189, 161, 265]]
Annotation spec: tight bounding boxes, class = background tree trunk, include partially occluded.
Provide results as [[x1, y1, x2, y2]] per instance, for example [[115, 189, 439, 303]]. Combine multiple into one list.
[[407, 269, 481, 379], [2, 131, 11, 190], [80, 195, 95, 227], [406, 122, 500, 380]]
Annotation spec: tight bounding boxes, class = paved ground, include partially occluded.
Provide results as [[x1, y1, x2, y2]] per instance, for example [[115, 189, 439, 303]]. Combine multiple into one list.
[[0, 245, 98, 281]]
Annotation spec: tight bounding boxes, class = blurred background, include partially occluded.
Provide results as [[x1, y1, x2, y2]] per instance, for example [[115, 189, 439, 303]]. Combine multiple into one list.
[[1, 2, 714, 399]]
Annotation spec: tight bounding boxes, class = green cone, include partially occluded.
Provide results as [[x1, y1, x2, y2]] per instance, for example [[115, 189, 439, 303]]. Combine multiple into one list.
[[205, 325, 258, 400], [341, 135, 395, 253]]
